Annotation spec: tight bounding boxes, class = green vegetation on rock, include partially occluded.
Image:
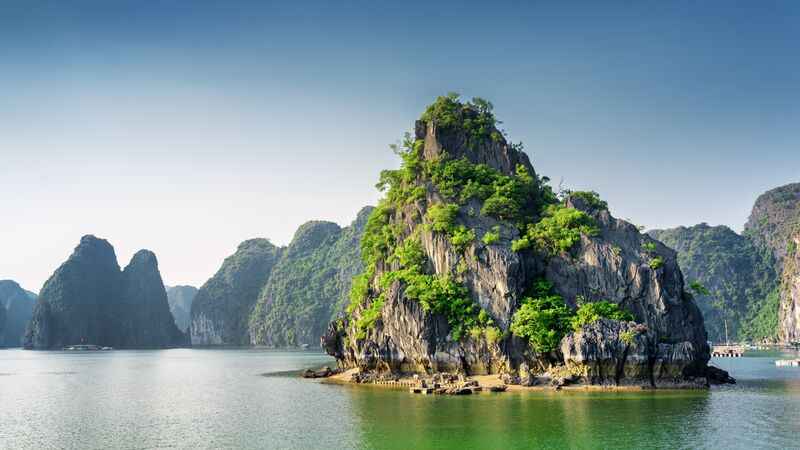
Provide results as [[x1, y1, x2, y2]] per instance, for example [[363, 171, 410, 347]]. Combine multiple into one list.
[[510, 280, 635, 353], [512, 203, 599, 255], [571, 300, 635, 331], [348, 95, 609, 344]]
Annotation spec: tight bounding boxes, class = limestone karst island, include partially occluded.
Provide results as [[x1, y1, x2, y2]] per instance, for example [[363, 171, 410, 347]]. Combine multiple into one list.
[[2, 2, 799, 448]]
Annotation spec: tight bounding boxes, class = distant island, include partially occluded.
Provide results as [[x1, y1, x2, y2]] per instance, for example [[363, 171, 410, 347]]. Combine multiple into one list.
[[650, 183, 800, 344], [189, 207, 370, 347], [22, 236, 186, 349]]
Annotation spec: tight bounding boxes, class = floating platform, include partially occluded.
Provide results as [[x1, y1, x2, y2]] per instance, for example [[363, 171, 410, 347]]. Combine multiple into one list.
[[775, 359, 800, 366]]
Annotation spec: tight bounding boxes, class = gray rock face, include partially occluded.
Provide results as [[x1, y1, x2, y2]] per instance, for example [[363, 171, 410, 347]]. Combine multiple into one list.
[[0, 281, 36, 347], [546, 199, 710, 365], [324, 280, 506, 375], [778, 234, 800, 342], [0, 299, 5, 341], [22, 235, 185, 349], [116, 251, 187, 348], [561, 318, 707, 388], [416, 118, 533, 177], [0, 280, 36, 347], [166, 285, 198, 332], [324, 105, 721, 388], [745, 183, 800, 266], [189, 239, 283, 346]]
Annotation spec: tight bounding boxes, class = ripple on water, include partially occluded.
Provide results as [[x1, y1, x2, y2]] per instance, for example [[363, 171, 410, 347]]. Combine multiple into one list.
[[1, 349, 799, 449]]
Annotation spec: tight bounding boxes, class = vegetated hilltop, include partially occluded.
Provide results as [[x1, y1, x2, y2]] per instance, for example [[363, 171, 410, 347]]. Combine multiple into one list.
[[0, 280, 36, 347], [323, 94, 728, 388], [651, 183, 800, 343], [249, 208, 371, 347], [190, 207, 371, 347], [22, 235, 186, 349], [190, 239, 283, 346]]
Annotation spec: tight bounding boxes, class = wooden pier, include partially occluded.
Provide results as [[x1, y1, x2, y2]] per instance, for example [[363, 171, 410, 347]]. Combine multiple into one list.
[[712, 345, 744, 357]]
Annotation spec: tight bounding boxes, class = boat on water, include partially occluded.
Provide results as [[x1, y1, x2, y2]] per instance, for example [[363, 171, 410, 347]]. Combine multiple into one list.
[[711, 321, 744, 357], [487, 385, 508, 392], [64, 344, 113, 351]]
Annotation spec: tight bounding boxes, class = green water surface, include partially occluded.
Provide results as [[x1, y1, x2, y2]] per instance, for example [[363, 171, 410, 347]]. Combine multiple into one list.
[[1, 349, 798, 449]]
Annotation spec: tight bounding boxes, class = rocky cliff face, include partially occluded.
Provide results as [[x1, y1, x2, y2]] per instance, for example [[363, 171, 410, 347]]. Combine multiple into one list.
[[0, 280, 36, 347], [248, 208, 371, 347], [323, 96, 722, 387], [0, 298, 5, 341], [22, 235, 185, 349], [190, 239, 283, 346], [166, 285, 198, 332], [778, 232, 800, 342], [745, 183, 800, 266]]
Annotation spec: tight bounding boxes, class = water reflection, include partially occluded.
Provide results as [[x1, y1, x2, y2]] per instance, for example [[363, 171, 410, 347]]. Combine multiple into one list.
[[345, 385, 711, 449], [2, 349, 800, 449]]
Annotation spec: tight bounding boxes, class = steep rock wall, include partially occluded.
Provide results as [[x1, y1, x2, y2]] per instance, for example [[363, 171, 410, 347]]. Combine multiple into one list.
[[324, 97, 722, 387]]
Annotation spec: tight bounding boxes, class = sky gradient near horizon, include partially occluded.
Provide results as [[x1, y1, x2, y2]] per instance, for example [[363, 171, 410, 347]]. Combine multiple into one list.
[[1, 0, 799, 292]]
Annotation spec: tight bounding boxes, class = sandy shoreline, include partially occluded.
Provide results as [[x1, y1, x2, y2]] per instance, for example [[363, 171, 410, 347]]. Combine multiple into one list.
[[323, 368, 677, 392]]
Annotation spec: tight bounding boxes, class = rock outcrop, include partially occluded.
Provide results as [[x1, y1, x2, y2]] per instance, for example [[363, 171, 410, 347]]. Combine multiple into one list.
[[560, 318, 716, 388], [745, 183, 800, 266], [22, 235, 186, 349], [323, 96, 724, 388], [166, 285, 198, 332], [0, 280, 36, 347]]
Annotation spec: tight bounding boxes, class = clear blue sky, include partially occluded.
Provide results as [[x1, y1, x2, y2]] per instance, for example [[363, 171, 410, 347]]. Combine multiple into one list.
[[1, 0, 798, 292]]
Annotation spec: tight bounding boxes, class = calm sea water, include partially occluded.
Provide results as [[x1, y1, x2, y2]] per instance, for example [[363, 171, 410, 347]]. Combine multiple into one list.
[[1, 348, 799, 449]]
